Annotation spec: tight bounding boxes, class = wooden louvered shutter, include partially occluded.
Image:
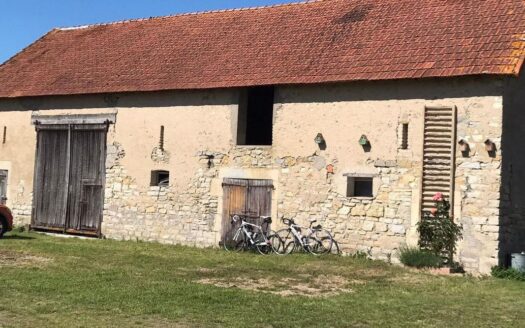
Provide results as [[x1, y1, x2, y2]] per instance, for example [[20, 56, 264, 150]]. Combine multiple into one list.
[[421, 106, 456, 214]]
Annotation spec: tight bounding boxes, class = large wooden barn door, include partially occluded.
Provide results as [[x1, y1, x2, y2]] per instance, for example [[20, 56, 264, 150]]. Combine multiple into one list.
[[32, 124, 107, 236], [421, 106, 457, 214], [221, 179, 273, 244], [32, 128, 70, 230], [66, 126, 107, 233]]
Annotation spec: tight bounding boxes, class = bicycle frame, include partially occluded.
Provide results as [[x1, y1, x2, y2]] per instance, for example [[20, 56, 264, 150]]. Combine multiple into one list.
[[288, 224, 306, 247], [282, 219, 325, 251], [231, 216, 270, 247]]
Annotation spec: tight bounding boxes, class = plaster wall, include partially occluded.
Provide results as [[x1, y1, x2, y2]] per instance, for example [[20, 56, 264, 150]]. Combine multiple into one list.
[[0, 109, 36, 224]]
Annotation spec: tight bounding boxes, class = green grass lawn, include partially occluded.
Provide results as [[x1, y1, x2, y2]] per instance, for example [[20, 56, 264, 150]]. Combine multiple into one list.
[[1, 231, 524, 328]]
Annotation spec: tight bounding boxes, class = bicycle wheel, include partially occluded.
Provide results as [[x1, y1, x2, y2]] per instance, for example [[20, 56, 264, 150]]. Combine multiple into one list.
[[267, 231, 284, 255], [253, 233, 271, 255], [275, 228, 296, 254], [306, 229, 333, 255], [331, 239, 341, 255], [223, 228, 246, 252]]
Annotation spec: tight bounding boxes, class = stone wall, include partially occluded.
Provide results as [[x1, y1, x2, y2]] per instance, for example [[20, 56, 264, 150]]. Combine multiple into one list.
[[102, 142, 418, 262], [10, 193, 33, 226], [454, 98, 503, 273], [93, 78, 507, 274], [276, 155, 416, 262], [0, 77, 510, 274], [102, 142, 221, 246]]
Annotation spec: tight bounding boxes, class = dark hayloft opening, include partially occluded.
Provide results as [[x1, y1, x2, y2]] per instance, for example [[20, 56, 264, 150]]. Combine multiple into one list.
[[237, 86, 274, 146]]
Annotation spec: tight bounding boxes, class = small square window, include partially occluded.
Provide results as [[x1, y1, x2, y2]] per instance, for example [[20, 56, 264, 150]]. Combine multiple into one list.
[[151, 170, 170, 187], [346, 177, 373, 197]]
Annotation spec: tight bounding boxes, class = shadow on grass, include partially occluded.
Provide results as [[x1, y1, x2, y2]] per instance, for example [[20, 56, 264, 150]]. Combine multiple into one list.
[[2, 234, 36, 240]]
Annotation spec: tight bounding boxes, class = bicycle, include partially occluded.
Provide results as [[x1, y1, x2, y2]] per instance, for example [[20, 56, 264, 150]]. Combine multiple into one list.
[[223, 215, 283, 255], [275, 217, 334, 255]]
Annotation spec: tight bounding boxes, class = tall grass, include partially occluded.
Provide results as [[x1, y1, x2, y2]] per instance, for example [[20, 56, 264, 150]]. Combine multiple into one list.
[[399, 246, 442, 268]]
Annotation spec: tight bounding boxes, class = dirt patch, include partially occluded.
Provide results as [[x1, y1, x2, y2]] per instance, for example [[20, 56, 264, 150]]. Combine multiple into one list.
[[197, 274, 354, 297], [0, 250, 51, 268]]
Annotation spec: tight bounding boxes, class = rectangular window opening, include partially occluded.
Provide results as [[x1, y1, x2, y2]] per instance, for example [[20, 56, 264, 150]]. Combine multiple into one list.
[[347, 177, 373, 198], [401, 123, 409, 149], [151, 170, 170, 187], [237, 86, 274, 146], [0, 170, 7, 205]]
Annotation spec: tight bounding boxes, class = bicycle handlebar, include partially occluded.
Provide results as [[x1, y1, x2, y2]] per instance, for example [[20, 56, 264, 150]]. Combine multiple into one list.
[[282, 217, 323, 229], [231, 214, 272, 225]]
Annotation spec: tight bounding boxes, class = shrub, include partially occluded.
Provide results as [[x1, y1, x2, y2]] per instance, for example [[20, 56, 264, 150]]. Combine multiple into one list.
[[418, 193, 462, 264], [491, 266, 525, 281], [399, 247, 442, 268]]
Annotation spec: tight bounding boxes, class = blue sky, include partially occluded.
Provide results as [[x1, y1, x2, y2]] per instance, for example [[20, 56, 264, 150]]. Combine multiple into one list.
[[0, 0, 301, 64]]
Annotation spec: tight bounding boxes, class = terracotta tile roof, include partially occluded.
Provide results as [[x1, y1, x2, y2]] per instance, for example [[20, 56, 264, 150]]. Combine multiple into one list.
[[0, 0, 524, 98]]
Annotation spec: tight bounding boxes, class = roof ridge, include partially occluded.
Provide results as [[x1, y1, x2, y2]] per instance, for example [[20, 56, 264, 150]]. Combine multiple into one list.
[[56, 0, 327, 31]]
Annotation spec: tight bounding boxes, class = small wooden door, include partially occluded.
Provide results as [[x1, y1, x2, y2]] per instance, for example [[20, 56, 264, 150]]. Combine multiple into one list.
[[0, 170, 7, 205], [32, 124, 107, 236], [221, 178, 273, 243]]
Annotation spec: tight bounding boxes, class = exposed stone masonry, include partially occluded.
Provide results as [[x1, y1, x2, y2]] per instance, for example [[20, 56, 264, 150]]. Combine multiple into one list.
[[276, 157, 416, 262], [103, 143, 418, 262], [11, 182, 32, 226], [102, 142, 219, 246], [455, 102, 503, 272]]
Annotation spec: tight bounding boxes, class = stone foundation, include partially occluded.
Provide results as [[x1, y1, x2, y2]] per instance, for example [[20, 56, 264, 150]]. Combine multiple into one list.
[[10, 186, 32, 226]]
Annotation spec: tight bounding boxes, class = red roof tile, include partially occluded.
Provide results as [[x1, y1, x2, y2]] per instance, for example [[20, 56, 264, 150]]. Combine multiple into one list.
[[0, 0, 524, 98]]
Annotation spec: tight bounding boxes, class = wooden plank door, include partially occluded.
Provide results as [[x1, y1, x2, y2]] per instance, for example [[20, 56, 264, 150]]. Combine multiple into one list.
[[246, 179, 273, 233], [221, 178, 273, 244], [66, 126, 106, 234], [421, 106, 457, 214], [32, 128, 70, 230], [221, 179, 248, 243], [32, 124, 107, 235]]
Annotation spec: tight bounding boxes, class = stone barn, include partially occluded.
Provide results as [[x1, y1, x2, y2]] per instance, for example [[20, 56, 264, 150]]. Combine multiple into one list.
[[0, 0, 524, 274]]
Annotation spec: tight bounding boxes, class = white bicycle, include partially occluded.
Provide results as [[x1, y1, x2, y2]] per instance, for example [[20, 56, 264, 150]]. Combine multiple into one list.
[[275, 218, 334, 255], [223, 215, 283, 255]]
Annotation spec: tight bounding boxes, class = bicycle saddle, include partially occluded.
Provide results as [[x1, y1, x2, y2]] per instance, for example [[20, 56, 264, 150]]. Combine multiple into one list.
[[282, 218, 295, 225], [261, 216, 272, 224]]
